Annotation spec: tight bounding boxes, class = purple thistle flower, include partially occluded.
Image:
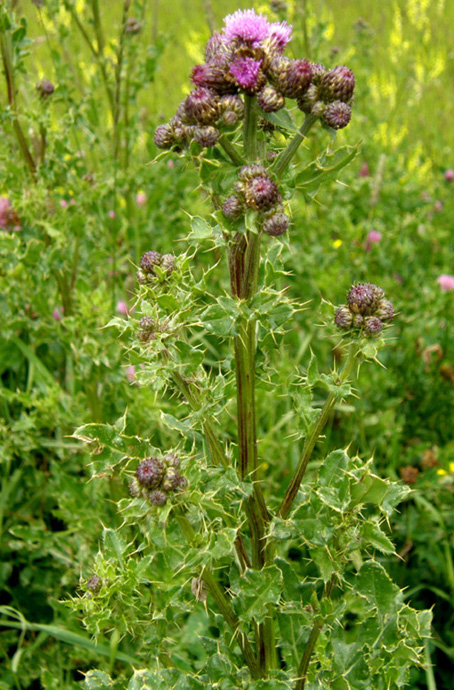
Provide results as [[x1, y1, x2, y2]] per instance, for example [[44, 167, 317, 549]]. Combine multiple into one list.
[[230, 57, 263, 91], [223, 10, 271, 47], [268, 21, 293, 52]]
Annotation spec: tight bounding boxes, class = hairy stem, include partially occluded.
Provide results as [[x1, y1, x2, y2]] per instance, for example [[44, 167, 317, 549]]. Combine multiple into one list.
[[176, 514, 260, 680], [279, 345, 358, 519], [272, 114, 318, 179]]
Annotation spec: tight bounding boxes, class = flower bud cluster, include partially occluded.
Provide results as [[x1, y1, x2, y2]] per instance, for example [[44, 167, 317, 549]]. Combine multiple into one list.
[[297, 64, 355, 129], [129, 454, 188, 506], [136, 250, 175, 285], [154, 10, 354, 150], [222, 164, 289, 236], [335, 283, 394, 337]]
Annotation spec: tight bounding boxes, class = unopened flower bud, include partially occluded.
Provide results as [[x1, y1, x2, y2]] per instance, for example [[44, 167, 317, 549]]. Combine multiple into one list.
[[193, 125, 220, 147], [319, 66, 355, 103], [140, 250, 162, 273], [154, 123, 175, 150], [322, 101, 351, 130], [219, 94, 244, 115], [148, 489, 168, 506], [334, 306, 353, 330], [162, 467, 182, 491], [239, 164, 267, 181], [347, 283, 376, 314], [353, 314, 364, 328], [258, 85, 285, 112], [184, 87, 219, 125], [276, 58, 312, 98], [139, 316, 155, 331], [87, 576, 103, 594], [138, 330, 155, 343], [309, 63, 327, 84], [163, 453, 181, 468], [222, 195, 243, 220], [245, 176, 281, 212], [363, 316, 384, 337], [136, 457, 165, 488], [125, 17, 142, 34], [191, 62, 235, 94], [36, 79, 55, 98], [161, 254, 175, 274], [375, 299, 394, 322], [129, 478, 142, 498], [136, 269, 147, 285], [263, 212, 289, 236], [219, 110, 239, 127], [297, 84, 318, 114]]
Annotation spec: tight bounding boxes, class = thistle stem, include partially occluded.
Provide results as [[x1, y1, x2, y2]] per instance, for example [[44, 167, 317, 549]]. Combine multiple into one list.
[[272, 114, 318, 179], [176, 514, 260, 680], [279, 345, 358, 519], [230, 95, 276, 675], [219, 134, 246, 166]]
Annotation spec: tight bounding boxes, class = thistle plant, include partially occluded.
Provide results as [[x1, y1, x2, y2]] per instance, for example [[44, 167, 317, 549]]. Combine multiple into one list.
[[75, 9, 430, 689]]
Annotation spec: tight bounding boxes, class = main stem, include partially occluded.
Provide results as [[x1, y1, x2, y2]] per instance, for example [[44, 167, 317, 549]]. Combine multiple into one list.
[[229, 95, 277, 674], [279, 345, 357, 519]]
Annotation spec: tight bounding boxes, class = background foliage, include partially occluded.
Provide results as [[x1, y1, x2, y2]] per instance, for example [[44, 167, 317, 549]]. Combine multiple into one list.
[[1, 0, 453, 688]]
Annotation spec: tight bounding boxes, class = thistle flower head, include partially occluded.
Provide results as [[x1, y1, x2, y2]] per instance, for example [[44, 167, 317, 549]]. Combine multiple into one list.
[[363, 316, 384, 337], [229, 57, 263, 92], [160, 253, 175, 274], [36, 78, 55, 98], [319, 65, 355, 103], [375, 299, 394, 322], [263, 212, 289, 236], [322, 101, 352, 130], [245, 175, 281, 212], [140, 250, 162, 273], [148, 489, 168, 506], [191, 62, 236, 94], [222, 195, 244, 220], [139, 316, 155, 332], [347, 283, 377, 314], [239, 164, 267, 181], [193, 125, 221, 147], [136, 457, 165, 488], [222, 10, 273, 47], [163, 453, 181, 468], [86, 576, 103, 594], [275, 58, 312, 98], [154, 124, 175, 150], [334, 306, 353, 330], [183, 88, 219, 125], [258, 84, 285, 112]]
